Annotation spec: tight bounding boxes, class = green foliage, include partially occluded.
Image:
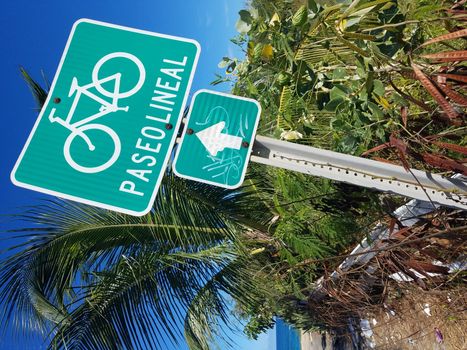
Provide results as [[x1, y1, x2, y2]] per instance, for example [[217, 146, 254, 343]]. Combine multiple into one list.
[[232, 164, 381, 338], [215, 0, 466, 338], [220, 0, 404, 154], [220, 0, 464, 157]]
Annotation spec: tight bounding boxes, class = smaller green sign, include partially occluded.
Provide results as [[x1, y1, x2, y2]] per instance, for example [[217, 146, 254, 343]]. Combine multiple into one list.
[[173, 90, 261, 189]]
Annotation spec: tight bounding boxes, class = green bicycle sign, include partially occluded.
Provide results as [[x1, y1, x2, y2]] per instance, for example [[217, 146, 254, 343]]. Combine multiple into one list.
[[11, 19, 200, 215]]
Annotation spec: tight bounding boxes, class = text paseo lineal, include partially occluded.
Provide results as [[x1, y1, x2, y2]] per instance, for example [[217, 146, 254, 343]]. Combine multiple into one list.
[[119, 56, 188, 197]]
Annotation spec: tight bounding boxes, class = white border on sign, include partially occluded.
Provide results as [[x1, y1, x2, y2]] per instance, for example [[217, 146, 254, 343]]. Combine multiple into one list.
[[10, 18, 201, 216], [172, 89, 261, 189]]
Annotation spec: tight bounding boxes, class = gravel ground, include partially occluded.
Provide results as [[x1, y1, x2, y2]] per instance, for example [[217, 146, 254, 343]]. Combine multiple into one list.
[[362, 285, 466, 350]]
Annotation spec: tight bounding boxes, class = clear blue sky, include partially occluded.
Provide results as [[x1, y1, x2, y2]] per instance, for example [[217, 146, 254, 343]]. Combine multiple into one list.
[[0, 1, 275, 349]]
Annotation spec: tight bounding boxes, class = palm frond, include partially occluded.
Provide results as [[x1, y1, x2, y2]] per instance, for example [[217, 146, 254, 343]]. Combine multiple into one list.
[[47, 246, 238, 350], [1, 168, 277, 348], [19, 67, 48, 109], [184, 259, 274, 350]]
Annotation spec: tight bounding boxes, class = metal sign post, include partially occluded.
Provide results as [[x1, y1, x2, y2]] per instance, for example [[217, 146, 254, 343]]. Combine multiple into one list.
[[251, 135, 467, 210]]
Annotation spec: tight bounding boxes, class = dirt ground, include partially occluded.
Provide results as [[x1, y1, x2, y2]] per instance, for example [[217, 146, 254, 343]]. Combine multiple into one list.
[[363, 285, 466, 350]]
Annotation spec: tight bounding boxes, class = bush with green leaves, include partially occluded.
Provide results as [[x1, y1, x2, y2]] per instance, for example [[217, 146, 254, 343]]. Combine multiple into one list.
[[219, 0, 465, 158]]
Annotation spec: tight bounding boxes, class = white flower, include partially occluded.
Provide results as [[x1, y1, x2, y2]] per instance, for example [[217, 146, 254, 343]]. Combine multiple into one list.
[[269, 13, 280, 26], [236, 19, 251, 34], [423, 303, 431, 316], [280, 130, 303, 140]]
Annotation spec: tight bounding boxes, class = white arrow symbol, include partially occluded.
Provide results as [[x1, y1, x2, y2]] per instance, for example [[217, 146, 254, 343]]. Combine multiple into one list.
[[195, 121, 243, 157]]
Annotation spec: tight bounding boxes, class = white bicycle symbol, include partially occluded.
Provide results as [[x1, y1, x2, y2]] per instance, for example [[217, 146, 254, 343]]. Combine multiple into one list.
[[48, 52, 146, 173]]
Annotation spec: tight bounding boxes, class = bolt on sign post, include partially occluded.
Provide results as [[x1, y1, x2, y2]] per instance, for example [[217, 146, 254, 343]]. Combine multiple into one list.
[[11, 19, 200, 216], [173, 90, 261, 189]]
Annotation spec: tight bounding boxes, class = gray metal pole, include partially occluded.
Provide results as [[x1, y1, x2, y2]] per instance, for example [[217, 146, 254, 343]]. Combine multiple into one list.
[[250, 135, 467, 210]]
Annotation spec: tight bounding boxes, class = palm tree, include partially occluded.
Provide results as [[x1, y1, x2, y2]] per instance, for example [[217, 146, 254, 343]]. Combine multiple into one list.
[[0, 71, 279, 350], [5, 3, 400, 340]]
